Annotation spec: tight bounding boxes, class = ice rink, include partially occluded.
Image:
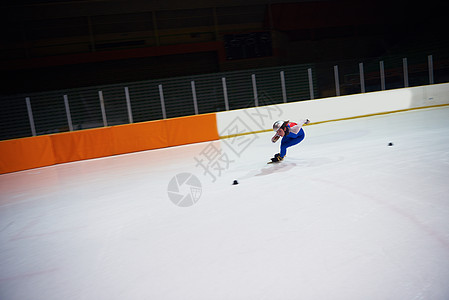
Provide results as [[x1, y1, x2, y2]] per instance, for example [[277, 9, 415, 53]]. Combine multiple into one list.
[[1, 106, 449, 300]]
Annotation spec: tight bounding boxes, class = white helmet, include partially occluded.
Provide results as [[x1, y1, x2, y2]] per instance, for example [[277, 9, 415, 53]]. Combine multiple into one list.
[[273, 120, 286, 132]]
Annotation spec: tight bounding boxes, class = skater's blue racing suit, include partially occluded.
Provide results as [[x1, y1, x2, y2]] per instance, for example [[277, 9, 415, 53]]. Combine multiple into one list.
[[279, 121, 306, 157]]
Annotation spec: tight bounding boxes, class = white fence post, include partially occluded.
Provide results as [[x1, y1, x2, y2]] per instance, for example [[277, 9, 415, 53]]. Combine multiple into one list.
[[25, 97, 36, 136], [158, 84, 167, 119], [359, 62, 365, 93], [251, 74, 258, 107], [191, 80, 199, 115], [308, 68, 314, 100], [280, 71, 287, 103], [124, 87, 133, 123], [63, 94, 74, 131], [428, 55, 434, 84], [98, 91, 108, 127], [379, 60, 386, 90], [403, 58, 409, 87], [222, 77, 229, 111], [334, 65, 340, 96]]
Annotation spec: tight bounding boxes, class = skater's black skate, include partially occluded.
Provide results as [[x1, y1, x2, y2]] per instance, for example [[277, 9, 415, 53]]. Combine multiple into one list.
[[268, 153, 284, 164]]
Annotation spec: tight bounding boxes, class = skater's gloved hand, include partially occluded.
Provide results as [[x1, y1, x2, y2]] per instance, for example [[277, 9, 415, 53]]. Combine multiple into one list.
[[271, 133, 281, 143], [305, 119, 310, 125]]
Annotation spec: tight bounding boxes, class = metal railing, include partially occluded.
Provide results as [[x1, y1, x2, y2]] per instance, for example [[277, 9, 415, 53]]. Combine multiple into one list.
[[1, 53, 448, 141]]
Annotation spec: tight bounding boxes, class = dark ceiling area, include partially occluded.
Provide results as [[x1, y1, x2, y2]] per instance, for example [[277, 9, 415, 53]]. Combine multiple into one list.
[[0, 0, 446, 94]]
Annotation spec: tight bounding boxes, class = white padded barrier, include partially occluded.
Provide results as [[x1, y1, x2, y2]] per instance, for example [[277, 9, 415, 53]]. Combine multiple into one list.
[[216, 83, 449, 137]]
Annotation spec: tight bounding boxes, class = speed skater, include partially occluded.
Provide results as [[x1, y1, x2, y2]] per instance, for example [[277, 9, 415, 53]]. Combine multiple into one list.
[[269, 119, 310, 163]]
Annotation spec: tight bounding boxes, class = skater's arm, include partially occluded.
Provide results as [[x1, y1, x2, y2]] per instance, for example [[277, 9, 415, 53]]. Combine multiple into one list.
[[286, 119, 309, 137]]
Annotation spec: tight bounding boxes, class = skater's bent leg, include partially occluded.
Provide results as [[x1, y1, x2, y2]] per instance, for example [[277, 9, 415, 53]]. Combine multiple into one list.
[[280, 138, 298, 157], [280, 129, 305, 157]]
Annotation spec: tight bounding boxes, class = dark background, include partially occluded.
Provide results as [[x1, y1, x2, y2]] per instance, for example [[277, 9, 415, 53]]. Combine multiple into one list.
[[0, 0, 447, 95]]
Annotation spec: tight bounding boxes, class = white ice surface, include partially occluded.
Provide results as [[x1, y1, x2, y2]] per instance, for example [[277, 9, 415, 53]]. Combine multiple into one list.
[[1, 107, 449, 300]]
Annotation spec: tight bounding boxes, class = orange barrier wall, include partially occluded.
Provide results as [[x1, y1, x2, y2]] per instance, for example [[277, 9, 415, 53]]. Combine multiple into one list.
[[165, 114, 218, 147], [51, 127, 116, 164], [0, 135, 55, 173], [0, 113, 218, 174]]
